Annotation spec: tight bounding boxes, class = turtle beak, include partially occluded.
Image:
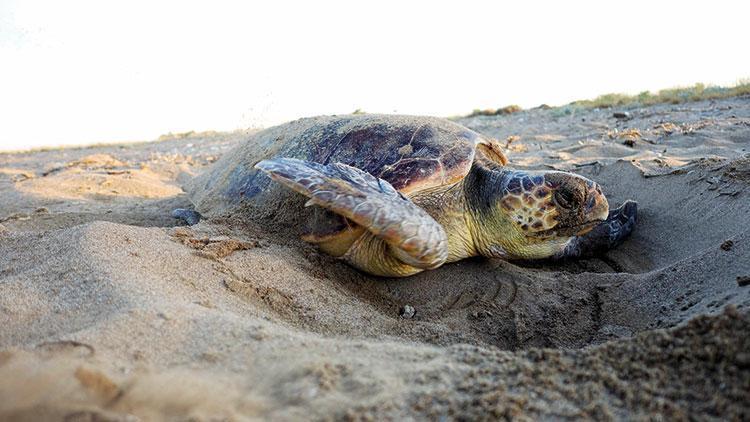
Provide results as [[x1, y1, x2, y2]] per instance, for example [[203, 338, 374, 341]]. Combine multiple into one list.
[[581, 181, 609, 233]]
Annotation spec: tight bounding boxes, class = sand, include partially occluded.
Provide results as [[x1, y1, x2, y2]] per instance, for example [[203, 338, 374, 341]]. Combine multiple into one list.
[[1, 97, 749, 421]]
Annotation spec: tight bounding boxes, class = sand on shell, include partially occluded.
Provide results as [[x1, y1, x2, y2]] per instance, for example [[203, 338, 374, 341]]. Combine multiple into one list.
[[1, 97, 749, 420]]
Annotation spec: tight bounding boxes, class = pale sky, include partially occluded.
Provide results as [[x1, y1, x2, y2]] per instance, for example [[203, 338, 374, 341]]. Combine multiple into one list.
[[1, 0, 748, 151]]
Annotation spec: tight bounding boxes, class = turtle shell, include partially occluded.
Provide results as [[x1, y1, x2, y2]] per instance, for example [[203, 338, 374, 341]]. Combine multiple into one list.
[[188, 114, 489, 220]]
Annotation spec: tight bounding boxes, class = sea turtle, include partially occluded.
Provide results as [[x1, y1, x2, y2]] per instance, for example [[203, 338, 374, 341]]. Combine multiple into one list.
[[177, 114, 636, 277]]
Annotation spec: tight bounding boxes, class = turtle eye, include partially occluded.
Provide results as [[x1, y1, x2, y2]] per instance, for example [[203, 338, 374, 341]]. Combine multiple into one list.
[[554, 189, 576, 209]]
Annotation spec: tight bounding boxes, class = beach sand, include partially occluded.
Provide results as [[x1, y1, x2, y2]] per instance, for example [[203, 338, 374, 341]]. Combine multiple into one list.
[[1, 97, 749, 420]]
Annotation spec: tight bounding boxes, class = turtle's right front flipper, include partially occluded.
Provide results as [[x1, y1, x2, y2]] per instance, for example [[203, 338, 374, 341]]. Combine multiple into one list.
[[255, 158, 448, 270]]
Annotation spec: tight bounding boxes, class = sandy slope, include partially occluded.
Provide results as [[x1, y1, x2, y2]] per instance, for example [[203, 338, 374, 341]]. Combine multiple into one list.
[[1, 97, 749, 421]]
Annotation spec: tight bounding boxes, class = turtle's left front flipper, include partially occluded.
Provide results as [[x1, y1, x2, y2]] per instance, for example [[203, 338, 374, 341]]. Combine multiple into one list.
[[255, 158, 448, 270], [555, 200, 637, 259]]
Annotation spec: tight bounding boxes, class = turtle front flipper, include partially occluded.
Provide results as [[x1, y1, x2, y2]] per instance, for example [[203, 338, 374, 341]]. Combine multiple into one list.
[[255, 158, 449, 271], [555, 200, 637, 259]]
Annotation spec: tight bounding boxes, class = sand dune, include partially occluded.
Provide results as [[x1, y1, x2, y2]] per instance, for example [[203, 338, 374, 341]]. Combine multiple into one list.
[[1, 97, 749, 420]]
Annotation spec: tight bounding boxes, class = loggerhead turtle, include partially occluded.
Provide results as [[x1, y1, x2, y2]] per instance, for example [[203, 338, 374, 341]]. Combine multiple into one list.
[[177, 114, 636, 277]]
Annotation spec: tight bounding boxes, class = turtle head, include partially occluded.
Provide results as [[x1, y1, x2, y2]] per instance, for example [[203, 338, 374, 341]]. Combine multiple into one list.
[[467, 166, 609, 259]]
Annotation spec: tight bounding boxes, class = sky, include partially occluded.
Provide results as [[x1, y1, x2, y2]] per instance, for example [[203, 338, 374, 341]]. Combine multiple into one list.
[[1, 0, 748, 151]]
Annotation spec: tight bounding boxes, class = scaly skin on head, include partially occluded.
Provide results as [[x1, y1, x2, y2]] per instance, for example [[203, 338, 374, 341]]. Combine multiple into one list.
[[461, 163, 609, 260]]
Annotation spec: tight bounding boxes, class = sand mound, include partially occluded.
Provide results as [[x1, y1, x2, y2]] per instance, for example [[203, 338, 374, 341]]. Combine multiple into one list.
[[0, 219, 747, 420], [1, 97, 749, 419]]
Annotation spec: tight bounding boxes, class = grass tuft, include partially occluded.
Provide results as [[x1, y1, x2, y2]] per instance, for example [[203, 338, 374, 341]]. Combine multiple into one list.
[[464, 80, 750, 119], [468, 104, 522, 117], [571, 81, 750, 109]]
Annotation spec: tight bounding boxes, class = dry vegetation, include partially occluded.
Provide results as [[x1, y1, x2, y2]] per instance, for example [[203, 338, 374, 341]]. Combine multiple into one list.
[[466, 81, 750, 118], [571, 81, 750, 109], [468, 104, 523, 117]]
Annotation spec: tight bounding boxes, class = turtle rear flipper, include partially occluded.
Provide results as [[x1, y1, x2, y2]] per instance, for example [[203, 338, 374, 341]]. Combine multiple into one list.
[[255, 158, 448, 270]]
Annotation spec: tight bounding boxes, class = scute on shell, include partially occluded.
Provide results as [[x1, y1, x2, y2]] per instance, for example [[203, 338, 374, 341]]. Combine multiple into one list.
[[188, 114, 490, 218]]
